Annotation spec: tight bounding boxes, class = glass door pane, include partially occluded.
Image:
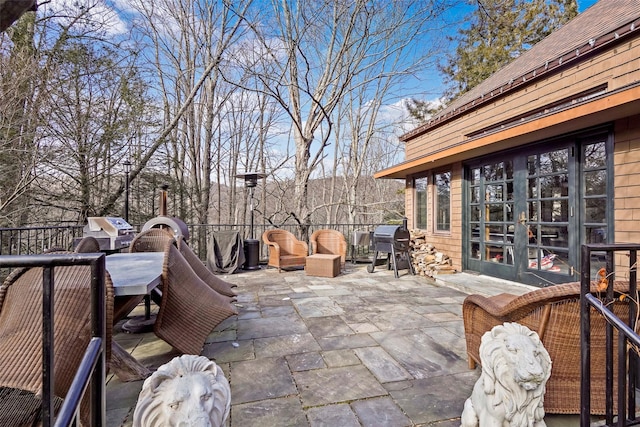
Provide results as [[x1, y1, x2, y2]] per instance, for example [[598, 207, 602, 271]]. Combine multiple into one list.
[[582, 139, 609, 276], [465, 130, 610, 285], [525, 148, 571, 276], [467, 161, 515, 271]]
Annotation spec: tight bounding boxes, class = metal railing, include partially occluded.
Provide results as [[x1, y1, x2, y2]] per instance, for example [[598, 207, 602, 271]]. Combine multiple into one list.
[[188, 222, 379, 261], [2, 222, 380, 271], [580, 243, 640, 427], [0, 253, 107, 427], [0, 225, 84, 256]]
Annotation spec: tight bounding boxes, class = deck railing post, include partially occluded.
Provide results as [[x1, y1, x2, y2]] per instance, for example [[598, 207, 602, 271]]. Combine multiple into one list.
[[42, 266, 55, 427]]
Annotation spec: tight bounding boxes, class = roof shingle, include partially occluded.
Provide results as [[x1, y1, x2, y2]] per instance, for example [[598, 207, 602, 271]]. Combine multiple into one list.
[[404, 0, 640, 140]]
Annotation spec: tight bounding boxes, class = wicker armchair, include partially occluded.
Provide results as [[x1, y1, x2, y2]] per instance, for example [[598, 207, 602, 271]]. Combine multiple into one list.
[[262, 229, 308, 272], [310, 229, 347, 269], [0, 251, 114, 426], [463, 281, 631, 415]]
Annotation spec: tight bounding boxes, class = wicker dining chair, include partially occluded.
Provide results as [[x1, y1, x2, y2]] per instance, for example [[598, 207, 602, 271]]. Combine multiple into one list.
[[74, 235, 102, 253], [131, 228, 237, 300], [310, 229, 348, 269], [262, 229, 308, 272], [0, 249, 114, 426], [129, 227, 175, 253], [175, 238, 237, 299], [154, 240, 238, 355], [463, 280, 631, 415]]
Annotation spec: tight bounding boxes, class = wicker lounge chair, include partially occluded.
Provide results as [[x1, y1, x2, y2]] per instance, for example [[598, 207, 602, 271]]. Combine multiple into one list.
[[131, 228, 237, 300], [154, 240, 238, 354], [310, 229, 348, 269], [463, 281, 631, 415], [0, 249, 114, 426], [176, 238, 237, 298], [262, 229, 308, 272]]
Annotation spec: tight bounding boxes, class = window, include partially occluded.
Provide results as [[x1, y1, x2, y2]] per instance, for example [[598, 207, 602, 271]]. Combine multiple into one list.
[[434, 171, 451, 232], [414, 177, 427, 229]]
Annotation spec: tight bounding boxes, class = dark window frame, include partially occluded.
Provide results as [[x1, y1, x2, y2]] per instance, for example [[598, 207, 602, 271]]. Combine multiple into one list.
[[413, 175, 428, 230], [433, 170, 451, 233]]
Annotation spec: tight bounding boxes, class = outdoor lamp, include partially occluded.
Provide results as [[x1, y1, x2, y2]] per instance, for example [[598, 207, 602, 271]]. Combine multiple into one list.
[[123, 159, 132, 223], [235, 172, 267, 270]]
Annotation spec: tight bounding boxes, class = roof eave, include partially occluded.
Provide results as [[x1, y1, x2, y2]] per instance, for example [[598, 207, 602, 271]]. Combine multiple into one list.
[[399, 16, 640, 143], [378, 83, 640, 179]]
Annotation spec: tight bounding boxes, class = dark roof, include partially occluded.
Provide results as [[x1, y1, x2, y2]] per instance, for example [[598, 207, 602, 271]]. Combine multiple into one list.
[[401, 0, 640, 141]]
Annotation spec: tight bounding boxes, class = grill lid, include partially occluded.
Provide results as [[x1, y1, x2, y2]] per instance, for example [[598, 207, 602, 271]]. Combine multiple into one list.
[[373, 225, 409, 241]]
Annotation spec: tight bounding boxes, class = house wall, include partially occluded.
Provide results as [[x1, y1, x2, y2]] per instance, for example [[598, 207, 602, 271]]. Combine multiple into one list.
[[406, 162, 464, 271], [405, 114, 640, 278], [614, 114, 640, 244], [404, 36, 640, 161], [401, 33, 640, 277]]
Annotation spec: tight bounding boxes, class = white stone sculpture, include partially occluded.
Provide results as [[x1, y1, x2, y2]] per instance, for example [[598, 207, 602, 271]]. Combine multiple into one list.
[[133, 354, 231, 427], [460, 322, 551, 427]]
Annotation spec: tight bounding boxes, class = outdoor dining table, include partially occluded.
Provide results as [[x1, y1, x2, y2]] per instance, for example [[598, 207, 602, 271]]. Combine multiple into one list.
[[105, 251, 164, 321], [104, 251, 165, 382]]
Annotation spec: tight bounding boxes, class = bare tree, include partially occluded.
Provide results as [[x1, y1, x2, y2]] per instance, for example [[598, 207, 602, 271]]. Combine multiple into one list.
[[1, 1, 141, 226], [0, 13, 39, 225], [124, 0, 255, 228], [232, 0, 450, 236], [1, 0, 451, 231]]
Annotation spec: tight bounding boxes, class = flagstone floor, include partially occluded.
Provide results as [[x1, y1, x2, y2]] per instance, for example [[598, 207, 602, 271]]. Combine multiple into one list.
[[105, 263, 597, 426]]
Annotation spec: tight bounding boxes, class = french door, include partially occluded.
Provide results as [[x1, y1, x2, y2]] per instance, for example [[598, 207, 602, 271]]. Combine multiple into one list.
[[464, 130, 611, 286]]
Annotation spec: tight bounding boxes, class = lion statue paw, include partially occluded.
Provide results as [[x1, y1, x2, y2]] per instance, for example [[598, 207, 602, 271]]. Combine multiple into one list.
[[461, 322, 551, 427], [133, 354, 231, 427]]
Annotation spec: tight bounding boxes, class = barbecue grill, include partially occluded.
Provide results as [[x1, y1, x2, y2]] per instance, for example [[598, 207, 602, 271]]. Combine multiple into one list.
[[367, 221, 414, 278], [77, 216, 135, 251]]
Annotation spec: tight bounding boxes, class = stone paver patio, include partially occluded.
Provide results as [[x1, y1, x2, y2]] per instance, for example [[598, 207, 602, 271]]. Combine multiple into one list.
[[106, 263, 592, 426]]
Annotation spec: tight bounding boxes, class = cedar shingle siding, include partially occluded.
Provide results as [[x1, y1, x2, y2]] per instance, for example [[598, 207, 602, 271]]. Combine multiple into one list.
[[378, 0, 640, 285]]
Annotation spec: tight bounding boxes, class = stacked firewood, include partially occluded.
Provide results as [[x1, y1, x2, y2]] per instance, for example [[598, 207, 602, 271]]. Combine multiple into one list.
[[409, 230, 457, 277]]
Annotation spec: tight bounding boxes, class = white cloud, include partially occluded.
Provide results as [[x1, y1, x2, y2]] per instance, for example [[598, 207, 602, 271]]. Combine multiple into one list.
[[40, 0, 129, 37]]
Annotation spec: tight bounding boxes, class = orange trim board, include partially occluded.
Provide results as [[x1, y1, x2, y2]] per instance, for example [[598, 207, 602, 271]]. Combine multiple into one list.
[[375, 85, 640, 179]]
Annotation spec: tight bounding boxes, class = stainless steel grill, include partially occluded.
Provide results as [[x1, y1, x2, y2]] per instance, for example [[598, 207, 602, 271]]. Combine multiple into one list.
[[77, 217, 135, 251], [367, 222, 414, 278]]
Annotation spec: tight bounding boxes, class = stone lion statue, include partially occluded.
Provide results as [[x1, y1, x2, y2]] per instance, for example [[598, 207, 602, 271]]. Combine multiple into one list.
[[461, 322, 552, 427], [133, 355, 231, 427]]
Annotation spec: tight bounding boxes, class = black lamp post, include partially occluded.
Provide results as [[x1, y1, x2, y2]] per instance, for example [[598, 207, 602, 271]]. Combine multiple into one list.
[[235, 172, 266, 270], [123, 159, 132, 223]]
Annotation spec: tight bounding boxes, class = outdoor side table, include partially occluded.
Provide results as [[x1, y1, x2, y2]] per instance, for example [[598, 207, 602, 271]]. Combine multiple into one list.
[[305, 254, 341, 278]]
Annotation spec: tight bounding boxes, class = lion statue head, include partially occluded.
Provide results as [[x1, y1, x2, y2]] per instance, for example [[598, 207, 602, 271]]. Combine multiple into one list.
[[461, 322, 552, 427], [133, 355, 231, 427]]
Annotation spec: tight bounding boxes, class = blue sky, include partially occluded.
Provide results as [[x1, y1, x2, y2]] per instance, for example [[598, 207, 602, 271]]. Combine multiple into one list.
[[579, 0, 599, 10], [89, 0, 608, 161], [407, 0, 602, 103]]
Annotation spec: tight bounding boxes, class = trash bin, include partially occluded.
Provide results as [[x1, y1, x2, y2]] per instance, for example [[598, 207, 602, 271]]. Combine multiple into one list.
[[243, 238, 261, 270]]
